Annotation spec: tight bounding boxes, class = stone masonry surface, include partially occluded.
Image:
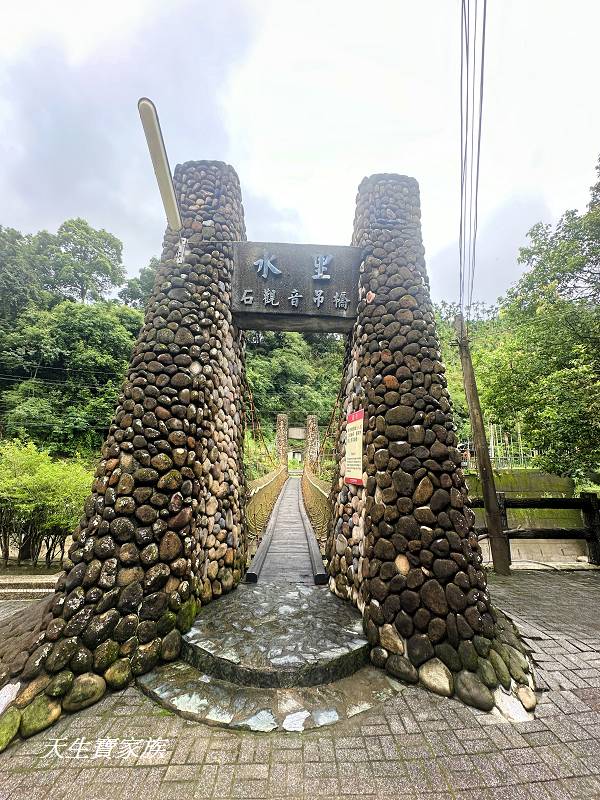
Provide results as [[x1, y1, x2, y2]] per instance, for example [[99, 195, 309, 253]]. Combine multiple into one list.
[[304, 415, 320, 473], [181, 579, 367, 687], [328, 174, 533, 716], [0, 161, 249, 748], [2, 571, 600, 799], [0, 168, 537, 755]]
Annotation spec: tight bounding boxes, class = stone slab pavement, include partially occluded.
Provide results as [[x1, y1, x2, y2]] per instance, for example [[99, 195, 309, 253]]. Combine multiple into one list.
[[3, 572, 600, 799]]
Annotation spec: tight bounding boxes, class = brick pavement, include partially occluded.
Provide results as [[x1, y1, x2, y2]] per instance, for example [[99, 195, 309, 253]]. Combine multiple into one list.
[[3, 571, 600, 799], [0, 601, 33, 623]]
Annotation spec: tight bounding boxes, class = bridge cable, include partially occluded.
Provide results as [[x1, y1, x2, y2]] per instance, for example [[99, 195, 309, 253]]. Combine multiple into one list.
[[318, 386, 343, 476]]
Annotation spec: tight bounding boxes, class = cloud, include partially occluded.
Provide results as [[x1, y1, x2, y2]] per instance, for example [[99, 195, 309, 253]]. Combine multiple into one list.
[[223, 0, 600, 302], [0, 0, 295, 275], [428, 195, 553, 305], [0, 0, 599, 303]]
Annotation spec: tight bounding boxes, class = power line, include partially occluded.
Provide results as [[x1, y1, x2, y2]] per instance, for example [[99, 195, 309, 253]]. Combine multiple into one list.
[[469, 0, 487, 315], [0, 374, 121, 390], [458, 0, 488, 324], [20, 364, 125, 378]]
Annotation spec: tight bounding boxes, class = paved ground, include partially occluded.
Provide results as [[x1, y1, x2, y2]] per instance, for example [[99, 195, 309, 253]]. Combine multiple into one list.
[[255, 478, 314, 584], [490, 571, 600, 694], [0, 601, 34, 623], [4, 572, 600, 799], [183, 581, 367, 684]]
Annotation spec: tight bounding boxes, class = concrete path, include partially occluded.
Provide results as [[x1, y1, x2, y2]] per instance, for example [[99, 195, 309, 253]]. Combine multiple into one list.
[[255, 477, 315, 585], [0, 573, 60, 601]]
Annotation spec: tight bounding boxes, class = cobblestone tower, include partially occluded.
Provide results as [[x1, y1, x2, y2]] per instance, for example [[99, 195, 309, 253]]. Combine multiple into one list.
[[327, 174, 536, 712]]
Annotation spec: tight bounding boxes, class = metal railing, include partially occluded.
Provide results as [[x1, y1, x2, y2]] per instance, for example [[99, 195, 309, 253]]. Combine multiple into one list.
[[245, 465, 288, 562], [301, 469, 332, 554]]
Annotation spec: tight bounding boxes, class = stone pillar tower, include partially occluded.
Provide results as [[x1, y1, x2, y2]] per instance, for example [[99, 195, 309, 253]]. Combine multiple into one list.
[[328, 174, 535, 712], [304, 415, 320, 473], [275, 414, 288, 467], [0, 161, 249, 745]]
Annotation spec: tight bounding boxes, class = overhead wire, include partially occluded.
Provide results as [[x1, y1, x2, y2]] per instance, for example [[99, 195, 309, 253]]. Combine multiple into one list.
[[469, 0, 487, 316], [458, 0, 488, 326]]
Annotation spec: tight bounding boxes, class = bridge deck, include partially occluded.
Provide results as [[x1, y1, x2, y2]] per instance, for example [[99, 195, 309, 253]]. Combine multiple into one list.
[[255, 476, 315, 584]]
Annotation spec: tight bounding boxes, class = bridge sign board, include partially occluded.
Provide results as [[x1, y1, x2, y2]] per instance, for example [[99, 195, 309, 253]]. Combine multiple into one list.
[[344, 408, 365, 486], [232, 241, 361, 332]]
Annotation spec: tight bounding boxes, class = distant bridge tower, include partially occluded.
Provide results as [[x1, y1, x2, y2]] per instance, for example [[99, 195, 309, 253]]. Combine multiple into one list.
[[304, 414, 320, 473], [275, 413, 288, 466]]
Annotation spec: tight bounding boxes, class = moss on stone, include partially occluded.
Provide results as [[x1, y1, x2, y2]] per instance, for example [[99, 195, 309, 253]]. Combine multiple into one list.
[[477, 657, 499, 689], [130, 639, 161, 676], [104, 658, 132, 690], [176, 598, 197, 633], [157, 611, 177, 637], [0, 706, 21, 752], [93, 639, 119, 672], [19, 695, 61, 738], [62, 673, 106, 712], [14, 674, 51, 708], [45, 670, 74, 697], [489, 649, 511, 689]]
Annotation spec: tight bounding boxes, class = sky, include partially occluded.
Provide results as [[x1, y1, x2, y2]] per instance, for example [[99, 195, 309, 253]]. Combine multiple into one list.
[[0, 0, 598, 305]]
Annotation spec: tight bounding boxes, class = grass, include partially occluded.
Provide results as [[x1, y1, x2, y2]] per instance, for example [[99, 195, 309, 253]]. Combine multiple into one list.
[[0, 560, 63, 576]]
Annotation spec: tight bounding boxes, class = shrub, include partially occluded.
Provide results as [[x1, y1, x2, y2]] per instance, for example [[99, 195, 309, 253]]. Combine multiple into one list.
[[0, 439, 92, 567]]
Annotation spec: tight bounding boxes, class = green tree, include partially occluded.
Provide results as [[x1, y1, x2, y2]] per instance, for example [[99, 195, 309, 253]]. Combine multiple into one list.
[[119, 257, 159, 308], [0, 439, 92, 566], [0, 226, 52, 324], [44, 218, 125, 303], [0, 301, 141, 453], [245, 331, 344, 427], [435, 301, 499, 443], [464, 159, 600, 479], [515, 160, 600, 307]]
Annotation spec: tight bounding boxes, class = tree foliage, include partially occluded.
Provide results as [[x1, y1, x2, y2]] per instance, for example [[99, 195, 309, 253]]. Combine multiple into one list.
[[0, 439, 92, 566], [1, 176, 600, 491], [46, 218, 125, 303], [245, 331, 344, 429], [119, 257, 159, 308], [515, 161, 600, 306], [441, 160, 600, 480], [0, 226, 52, 323], [0, 301, 141, 454], [0, 219, 127, 324]]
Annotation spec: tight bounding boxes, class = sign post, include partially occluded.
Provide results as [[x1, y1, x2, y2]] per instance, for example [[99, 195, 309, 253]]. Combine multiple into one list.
[[344, 409, 364, 486]]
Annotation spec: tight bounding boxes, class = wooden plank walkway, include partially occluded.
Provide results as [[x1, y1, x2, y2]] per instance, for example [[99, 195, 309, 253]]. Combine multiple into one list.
[[256, 477, 315, 584]]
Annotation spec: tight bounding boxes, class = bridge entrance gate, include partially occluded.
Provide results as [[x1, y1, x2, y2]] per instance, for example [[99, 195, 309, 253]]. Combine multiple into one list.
[[0, 161, 536, 746]]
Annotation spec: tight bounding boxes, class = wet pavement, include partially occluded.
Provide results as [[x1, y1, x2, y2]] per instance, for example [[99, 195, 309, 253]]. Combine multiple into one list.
[[3, 571, 600, 799]]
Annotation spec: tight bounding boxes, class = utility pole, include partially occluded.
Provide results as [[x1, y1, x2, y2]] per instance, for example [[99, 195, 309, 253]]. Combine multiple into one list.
[[454, 314, 511, 575]]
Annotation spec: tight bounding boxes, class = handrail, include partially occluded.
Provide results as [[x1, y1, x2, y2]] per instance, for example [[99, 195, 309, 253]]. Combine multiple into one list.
[[301, 468, 332, 554], [470, 496, 590, 510], [245, 465, 287, 563], [303, 470, 330, 498]]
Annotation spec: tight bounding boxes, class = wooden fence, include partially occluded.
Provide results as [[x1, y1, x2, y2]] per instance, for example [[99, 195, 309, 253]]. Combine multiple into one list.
[[472, 492, 600, 565]]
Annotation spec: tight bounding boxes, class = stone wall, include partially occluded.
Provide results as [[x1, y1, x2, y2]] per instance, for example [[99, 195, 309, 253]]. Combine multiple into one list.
[[0, 166, 537, 749], [327, 174, 535, 714], [0, 160, 249, 745], [468, 469, 586, 564]]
